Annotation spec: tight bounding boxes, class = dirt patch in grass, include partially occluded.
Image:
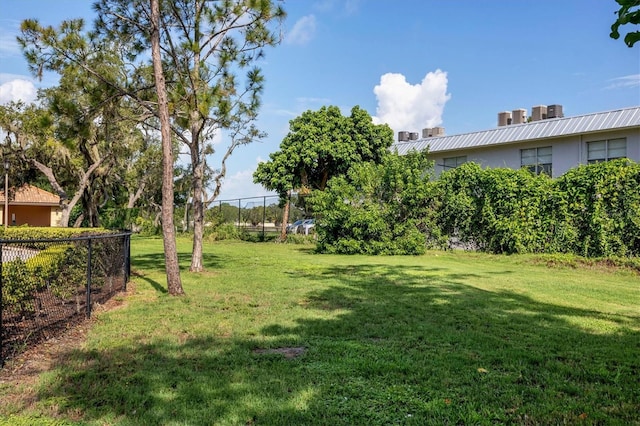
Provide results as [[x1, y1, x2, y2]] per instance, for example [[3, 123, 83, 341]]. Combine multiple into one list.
[[253, 346, 306, 359]]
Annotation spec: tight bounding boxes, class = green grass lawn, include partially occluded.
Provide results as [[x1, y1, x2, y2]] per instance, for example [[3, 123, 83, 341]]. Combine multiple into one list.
[[1, 237, 639, 425]]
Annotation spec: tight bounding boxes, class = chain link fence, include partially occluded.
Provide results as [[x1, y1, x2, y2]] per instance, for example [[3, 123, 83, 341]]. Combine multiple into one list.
[[0, 232, 131, 367], [211, 194, 311, 237]]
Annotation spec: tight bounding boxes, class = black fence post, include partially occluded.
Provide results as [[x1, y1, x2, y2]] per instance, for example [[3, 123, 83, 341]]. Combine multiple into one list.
[[86, 239, 92, 318], [0, 241, 4, 368], [262, 196, 266, 239], [124, 233, 130, 291]]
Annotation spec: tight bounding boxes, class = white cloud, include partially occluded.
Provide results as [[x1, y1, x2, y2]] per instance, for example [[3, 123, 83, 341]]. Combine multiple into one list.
[[604, 74, 640, 90], [213, 157, 276, 202], [372, 70, 451, 135], [285, 15, 316, 45], [0, 79, 37, 104]]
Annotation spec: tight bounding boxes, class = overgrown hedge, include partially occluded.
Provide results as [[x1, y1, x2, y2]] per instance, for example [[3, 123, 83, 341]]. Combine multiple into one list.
[[0, 227, 112, 242], [2, 245, 73, 312], [310, 154, 640, 257], [436, 159, 640, 256], [1, 227, 121, 314]]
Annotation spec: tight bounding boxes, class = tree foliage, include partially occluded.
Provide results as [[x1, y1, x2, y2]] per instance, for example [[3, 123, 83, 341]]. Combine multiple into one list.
[[556, 159, 640, 256], [253, 105, 394, 198], [0, 75, 140, 228], [610, 0, 640, 47], [434, 163, 574, 254], [16, 0, 285, 283], [94, 0, 285, 272]]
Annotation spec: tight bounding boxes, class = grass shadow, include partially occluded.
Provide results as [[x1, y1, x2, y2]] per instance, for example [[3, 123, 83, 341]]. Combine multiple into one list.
[[131, 270, 167, 294], [131, 251, 223, 272], [27, 258, 640, 424]]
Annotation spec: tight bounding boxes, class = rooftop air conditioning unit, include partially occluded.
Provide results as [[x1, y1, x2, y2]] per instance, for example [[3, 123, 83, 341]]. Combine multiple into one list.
[[422, 127, 446, 137], [512, 108, 527, 124], [531, 105, 547, 121], [409, 132, 419, 140], [398, 131, 410, 142], [498, 111, 512, 127], [547, 104, 564, 119]]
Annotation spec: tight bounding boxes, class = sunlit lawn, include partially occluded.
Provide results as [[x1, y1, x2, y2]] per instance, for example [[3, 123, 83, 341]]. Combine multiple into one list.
[[1, 236, 639, 425]]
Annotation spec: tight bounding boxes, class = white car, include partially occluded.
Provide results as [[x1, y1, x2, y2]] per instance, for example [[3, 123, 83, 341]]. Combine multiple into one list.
[[297, 219, 315, 235], [286, 219, 304, 234]]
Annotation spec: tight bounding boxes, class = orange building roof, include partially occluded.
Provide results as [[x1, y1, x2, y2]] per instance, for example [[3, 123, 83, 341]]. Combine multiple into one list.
[[0, 184, 61, 206]]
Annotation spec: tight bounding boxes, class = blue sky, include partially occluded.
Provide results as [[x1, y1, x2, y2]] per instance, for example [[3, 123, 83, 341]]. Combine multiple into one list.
[[1, 0, 639, 201]]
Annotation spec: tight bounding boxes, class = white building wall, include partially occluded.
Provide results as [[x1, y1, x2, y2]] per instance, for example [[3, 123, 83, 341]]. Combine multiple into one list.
[[430, 128, 639, 177]]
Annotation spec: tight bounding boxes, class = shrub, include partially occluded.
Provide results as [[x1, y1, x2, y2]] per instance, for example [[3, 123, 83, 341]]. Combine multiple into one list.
[[310, 151, 434, 255], [1, 244, 72, 313], [432, 160, 639, 257], [205, 222, 240, 241], [555, 159, 640, 257]]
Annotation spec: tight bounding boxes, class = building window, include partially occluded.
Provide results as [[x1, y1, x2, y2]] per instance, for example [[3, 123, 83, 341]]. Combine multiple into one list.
[[442, 155, 467, 170], [521, 146, 552, 175], [587, 138, 626, 164]]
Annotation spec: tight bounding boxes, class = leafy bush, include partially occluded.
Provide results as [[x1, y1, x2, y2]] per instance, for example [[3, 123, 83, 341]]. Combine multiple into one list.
[[310, 151, 434, 255], [2, 259, 39, 313], [205, 222, 240, 241], [0, 227, 112, 249], [1, 244, 72, 312], [309, 156, 640, 258], [435, 164, 575, 254], [204, 211, 241, 241], [1, 230, 127, 311], [284, 233, 316, 245], [133, 216, 161, 236], [555, 159, 640, 257]]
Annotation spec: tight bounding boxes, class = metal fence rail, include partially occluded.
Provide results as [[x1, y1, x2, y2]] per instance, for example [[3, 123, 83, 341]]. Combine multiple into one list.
[[0, 231, 131, 367]]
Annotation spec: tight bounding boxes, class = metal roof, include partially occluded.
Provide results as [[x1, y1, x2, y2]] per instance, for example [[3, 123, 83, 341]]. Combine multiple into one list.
[[392, 106, 640, 155]]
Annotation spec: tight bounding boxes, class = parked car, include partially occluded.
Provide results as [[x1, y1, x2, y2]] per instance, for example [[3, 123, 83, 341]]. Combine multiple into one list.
[[286, 219, 304, 234], [297, 219, 315, 235]]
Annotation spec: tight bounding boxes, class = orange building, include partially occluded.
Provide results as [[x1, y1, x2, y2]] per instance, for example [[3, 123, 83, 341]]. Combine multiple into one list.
[[0, 185, 62, 227]]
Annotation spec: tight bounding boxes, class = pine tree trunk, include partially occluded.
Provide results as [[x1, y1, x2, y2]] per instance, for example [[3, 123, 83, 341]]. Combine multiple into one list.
[[151, 0, 183, 295], [190, 159, 204, 272]]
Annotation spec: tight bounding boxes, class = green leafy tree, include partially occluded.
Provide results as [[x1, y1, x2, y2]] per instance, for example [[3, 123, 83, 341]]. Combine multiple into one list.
[[254, 105, 394, 238], [94, 0, 285, 272], [611, 0, 640, 47], [19, 12, 185, 293], [19, 0, 285, 291], [0, 90, 117, 228]]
